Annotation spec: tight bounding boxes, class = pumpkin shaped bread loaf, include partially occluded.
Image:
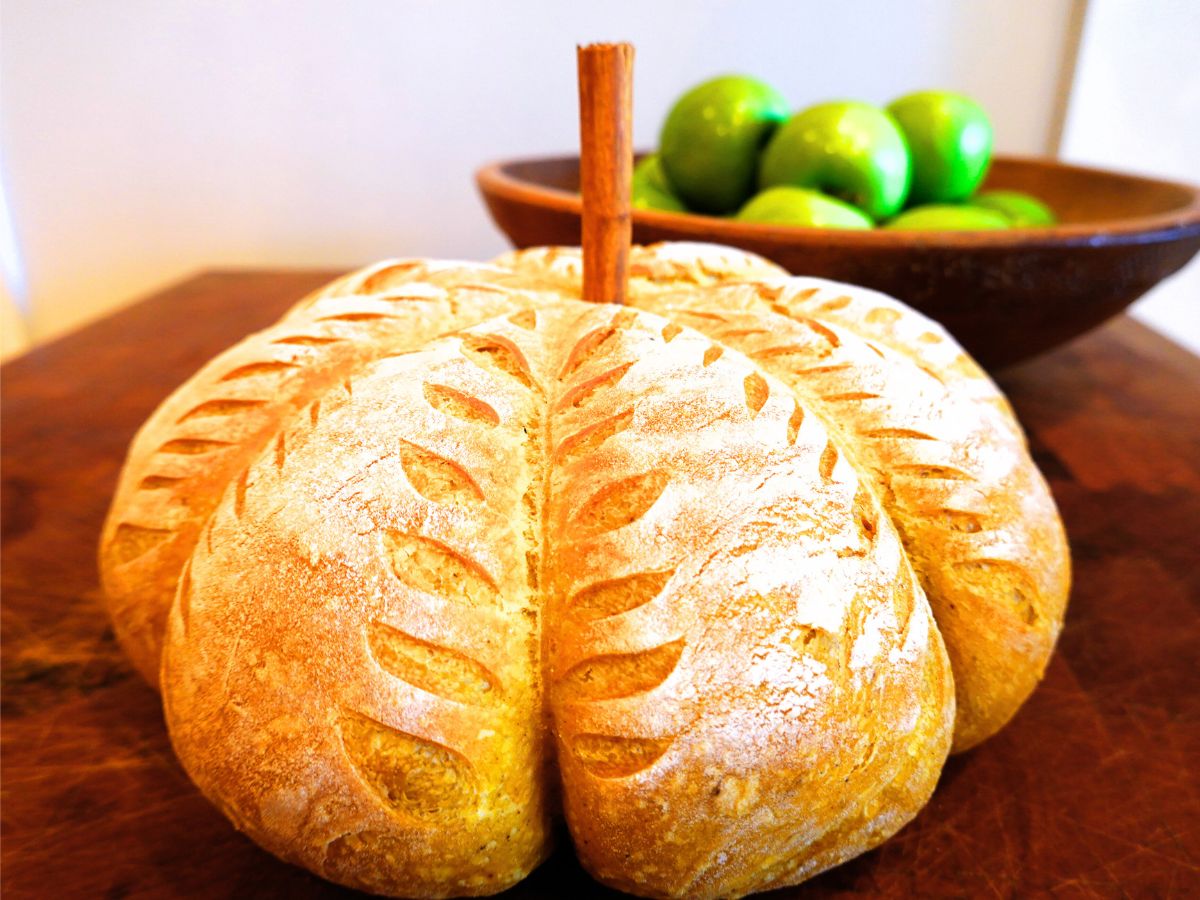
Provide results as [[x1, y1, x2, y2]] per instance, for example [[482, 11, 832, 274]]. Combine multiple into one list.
[[100, 243, 1069, 898]]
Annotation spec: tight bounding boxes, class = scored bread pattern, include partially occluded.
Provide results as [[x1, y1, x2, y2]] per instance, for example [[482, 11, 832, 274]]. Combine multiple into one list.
[[570, 734, 677, 779], [397, 440, 484, 503], [570, 470, 671, 538], [366, 620, 499, 705], [635, 295, 1067, 750], [116, 242, 1068, 899], [544, 309, 684, 779], [539, 304, 950, 899], [160, 325, 554, 878], [338, 711, 478, 821], [565, 570, 676, 623], [557, 639, 688, 703], [100, 266, 548, 685], [381, 531, 501, 608]]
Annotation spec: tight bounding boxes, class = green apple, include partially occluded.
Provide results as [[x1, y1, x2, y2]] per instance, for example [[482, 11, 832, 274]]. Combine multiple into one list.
[[736, 186, 873, 229], [759, 101, 912, 221], [659, 75, 789, 214], [631, 154, 686, 212], [887, 90, 993, 204], [971, 190, 1057, 226], [885, 204, 1010, 231]]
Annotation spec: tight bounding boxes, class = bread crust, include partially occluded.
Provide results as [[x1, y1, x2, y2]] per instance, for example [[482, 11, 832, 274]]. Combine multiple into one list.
[[541, 304, 953, 896], [160, 301, 953, 897], [100, 261, 545, 685], [631, 292, 1067, 751], [501, 244, 1070, 750], [163, 313, 559, 896], [100, 242, 1069, 897]]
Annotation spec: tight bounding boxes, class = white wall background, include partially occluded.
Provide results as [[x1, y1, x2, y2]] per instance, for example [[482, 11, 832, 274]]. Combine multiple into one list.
[[1060, 0, 1200, 354], [2, 0, 1080, 348]]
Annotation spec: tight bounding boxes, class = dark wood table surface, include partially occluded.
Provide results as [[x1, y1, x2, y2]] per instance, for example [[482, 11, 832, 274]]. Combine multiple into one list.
[[3, 271, 1198, 899]]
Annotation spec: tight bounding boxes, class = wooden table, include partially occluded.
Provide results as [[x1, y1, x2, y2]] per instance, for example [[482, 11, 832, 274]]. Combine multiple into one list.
[[3, 271, 1198, 898]]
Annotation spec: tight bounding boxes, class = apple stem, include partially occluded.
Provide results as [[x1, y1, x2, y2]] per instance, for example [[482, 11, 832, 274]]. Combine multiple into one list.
[[577, 42, 634, 305]]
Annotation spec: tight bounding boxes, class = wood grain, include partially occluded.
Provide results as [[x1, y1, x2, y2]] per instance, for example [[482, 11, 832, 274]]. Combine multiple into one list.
[[3, 270, 1199, 898], [577, 43, 633, 305]]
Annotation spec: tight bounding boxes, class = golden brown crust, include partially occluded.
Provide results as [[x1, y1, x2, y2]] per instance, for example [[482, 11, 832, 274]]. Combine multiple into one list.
[[498, 243, 1069, 750], [160, 301, 953, 897], [630, 295, 1068, 751], [541, 304, 953, 897], [104, 242, 1069, 897], [100, 262, 548, 685], [163, 314, 558, 897]]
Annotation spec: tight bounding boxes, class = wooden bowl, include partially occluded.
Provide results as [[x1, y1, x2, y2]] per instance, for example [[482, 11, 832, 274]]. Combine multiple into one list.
[[477, 154, 1200, 368]]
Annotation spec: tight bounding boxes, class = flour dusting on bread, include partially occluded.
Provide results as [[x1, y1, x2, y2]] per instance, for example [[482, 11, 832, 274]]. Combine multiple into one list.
[[100, 242, 1067, 899]]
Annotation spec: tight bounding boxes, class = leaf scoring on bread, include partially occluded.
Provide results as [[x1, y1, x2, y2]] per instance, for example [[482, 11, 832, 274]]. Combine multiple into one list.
[[862, 427, 937, 441], [367, 621, 499, 704], [554, 409, 634, 467], [572, 471, 670, 537], [561, 325, 621, 379], [109, 523, 174, 566], [817, 294, 852, 312], [358, 261, 425, 292], [821, 391, 881, 403], [571, 733, 673, 778], [793, 363, 854, 377], [744, 373, 769, 416], [461, 333, 538, 392], [555, 362, 634, 410], [557, 639, 685, 701], [865, 307, 902, 326], [339, 712, 476, 819], [382, 531, 500, 607], [176, 398, 267, 423], [138, 475, 184, 490], [567, 570, 675, 622], [751, 343, 809, 361], [219, 361, 298, 382], [398, 440, 484, 503], [157, 439, 232, 455], [316, 312, 398, 323], [787, 401, 805, 446], [272, 334, 343, 347], [422, 383, 500, 426], [853, 488, 879, 547], [819, 441, 840, 480]]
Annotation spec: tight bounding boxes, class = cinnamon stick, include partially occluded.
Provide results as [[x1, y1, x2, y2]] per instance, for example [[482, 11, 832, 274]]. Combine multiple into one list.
[[577, 42, 634, 305]]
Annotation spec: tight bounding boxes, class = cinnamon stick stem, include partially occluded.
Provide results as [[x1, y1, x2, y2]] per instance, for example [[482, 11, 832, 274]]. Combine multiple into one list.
[[577, 42, 634, 305]]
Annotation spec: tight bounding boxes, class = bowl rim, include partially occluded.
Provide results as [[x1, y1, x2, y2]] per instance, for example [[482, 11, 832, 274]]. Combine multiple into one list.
[[476, 153, 1200, 249]]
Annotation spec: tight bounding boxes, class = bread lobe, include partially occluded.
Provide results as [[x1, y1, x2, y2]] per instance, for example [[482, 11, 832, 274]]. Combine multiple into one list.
[[100, 266, 543, 686], [542, 305, 953, 897], [632, 295, 1068, 750], [163, 322, 555, 897]]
